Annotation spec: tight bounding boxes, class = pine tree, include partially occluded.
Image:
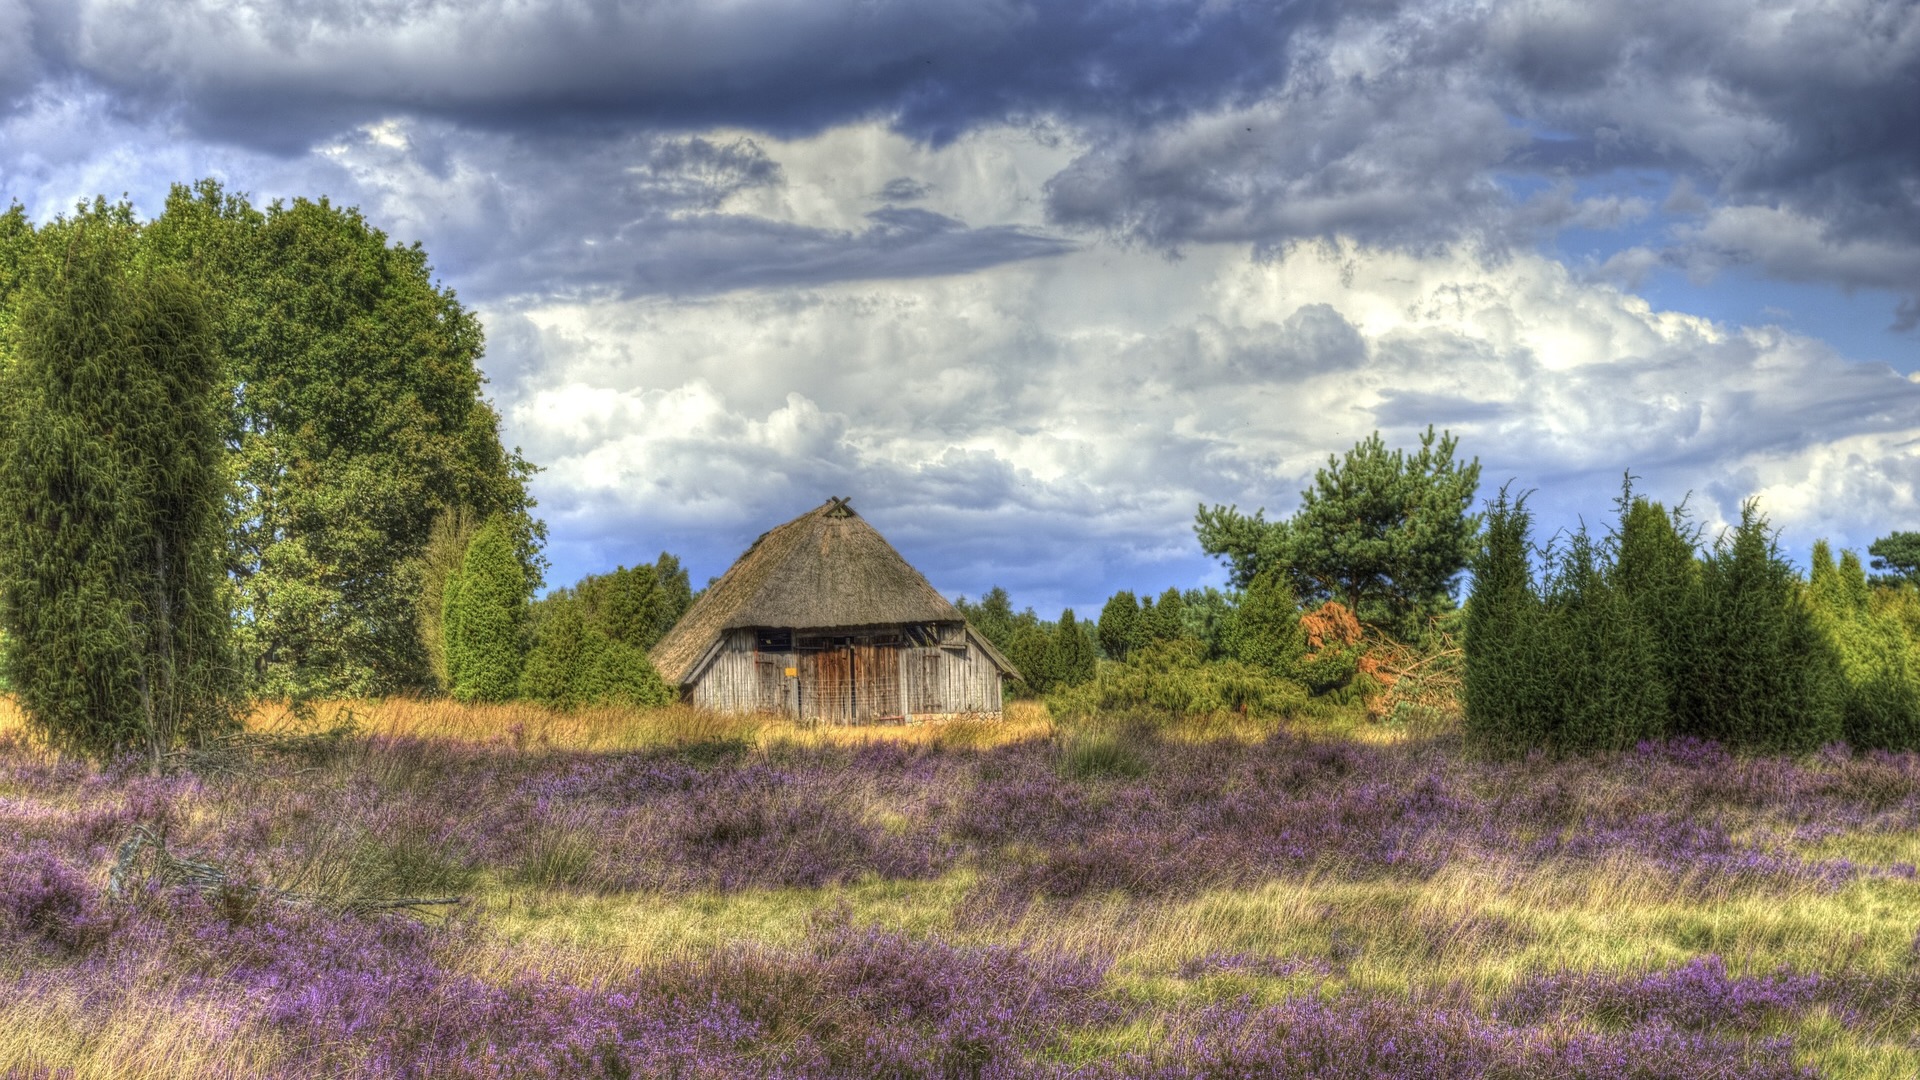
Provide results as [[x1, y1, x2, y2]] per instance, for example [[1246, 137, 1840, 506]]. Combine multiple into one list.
[[1198, 425, 1481, 632], [0, 214, 236, 761], [1868, 532, 1920, 587], [443, 515, 528, 702], [1098, 590, 1140, 661]]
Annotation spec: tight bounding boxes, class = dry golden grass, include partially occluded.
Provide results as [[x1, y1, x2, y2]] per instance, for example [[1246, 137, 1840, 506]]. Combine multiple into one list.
[[298, 695, 1056, 753], [0, 694, 27, 740]]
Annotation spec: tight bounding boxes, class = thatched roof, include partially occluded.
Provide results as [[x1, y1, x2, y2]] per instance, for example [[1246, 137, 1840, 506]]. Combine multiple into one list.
[[649, 497, 1017, 685]]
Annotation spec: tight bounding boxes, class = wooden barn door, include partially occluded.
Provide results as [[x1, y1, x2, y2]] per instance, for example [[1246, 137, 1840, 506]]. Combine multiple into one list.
[[908, 648, 941, 715], [851, 645, 902, 722], [801, 648, 852, 724], [755, 659, 786, 714]]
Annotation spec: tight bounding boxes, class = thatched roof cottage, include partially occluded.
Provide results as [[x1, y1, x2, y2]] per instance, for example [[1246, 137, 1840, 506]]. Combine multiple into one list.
[[648, 497, 1019, 721]]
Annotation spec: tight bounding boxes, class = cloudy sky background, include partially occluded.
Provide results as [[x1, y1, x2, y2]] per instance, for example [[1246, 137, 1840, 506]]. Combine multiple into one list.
[[3, 0, 1917, 614]]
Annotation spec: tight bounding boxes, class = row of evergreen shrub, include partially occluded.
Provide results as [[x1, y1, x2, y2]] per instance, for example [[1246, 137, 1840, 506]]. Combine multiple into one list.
[[1464, 486, 1920, 755]]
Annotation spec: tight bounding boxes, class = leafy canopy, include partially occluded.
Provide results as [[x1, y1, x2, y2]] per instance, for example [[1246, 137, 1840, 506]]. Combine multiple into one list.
[[143, 181, 544, 697]]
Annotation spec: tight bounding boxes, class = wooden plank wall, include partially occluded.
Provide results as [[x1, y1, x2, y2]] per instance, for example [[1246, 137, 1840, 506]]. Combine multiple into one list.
[[689, 626, 1003, 721]]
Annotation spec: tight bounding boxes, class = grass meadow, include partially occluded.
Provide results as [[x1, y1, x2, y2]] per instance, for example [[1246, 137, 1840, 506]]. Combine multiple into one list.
[[4, 696, 1920, 1077]]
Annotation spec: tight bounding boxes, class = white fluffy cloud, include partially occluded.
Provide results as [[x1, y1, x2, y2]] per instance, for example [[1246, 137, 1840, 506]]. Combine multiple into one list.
[[502, 225, 1920, 612]]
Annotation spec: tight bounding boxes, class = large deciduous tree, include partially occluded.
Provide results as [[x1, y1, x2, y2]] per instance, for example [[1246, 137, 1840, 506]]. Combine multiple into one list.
[[143, 181, 543, 696], [0, 211, 237, 761], [1197, 426, 1480, 634]]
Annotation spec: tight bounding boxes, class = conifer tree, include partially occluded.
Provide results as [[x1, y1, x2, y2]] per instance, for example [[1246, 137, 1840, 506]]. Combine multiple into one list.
[[1051, 609, 1098, 688], [1463, 488, 1547, 753], [443, 515, 529, 702], [1226, 566, 1306, 678], [1097, 590, 1140, 661], [1007, 621, 1058, 696], [1689, 503, 1842, 752], [520, 597, 674, 710], [1808, 542, 1920, 749], [0, 215, 236, 761], [1538, 529, 1666, 751], [1868, 532, 1920, 587], [415, 506, 478, 692], [1198, 425, 1481, 631], [1608, 486, 1701, 728], [1148, 588, 1190, 643]]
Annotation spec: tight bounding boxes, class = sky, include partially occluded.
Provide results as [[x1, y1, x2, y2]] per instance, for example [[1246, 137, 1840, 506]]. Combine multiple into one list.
[[3, 0, 1917, 616]]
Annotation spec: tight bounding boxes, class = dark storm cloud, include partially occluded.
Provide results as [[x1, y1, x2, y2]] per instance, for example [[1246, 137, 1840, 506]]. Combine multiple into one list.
[[8, 0, 1917, 316], [1029, 0, 1920, 316], [1043, 59, 1525, 253], [13, 0, 1345, 148], [303, 123, 1070, 300], [495, 206, 1074, 300]]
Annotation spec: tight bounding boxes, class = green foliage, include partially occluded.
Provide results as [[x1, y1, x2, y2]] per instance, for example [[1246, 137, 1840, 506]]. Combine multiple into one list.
[[1868, 531, 1920, 587], [1468, 488, 1854, 756], [1463, 489, 1552, 753], [1006, 621, 1056, 697], [1688, 503, 1843, 753], [1095, 588, 1192, 664], [1808, 542, 1920, 750], [443, 516, 529, 703], [0, 211, 237, 760], [1097, 590, 1140, 661], [414, 507, 479, 692], [545, 555, 694, 652], [1198, 425, 1481, 633], [1535, 530, 1666, 752], [1609, 487, 1702, 729], [1048, 638, 1308, 723], [1143, 588, 1190, 644], [1051, 609, 1098, 690], [955, 586, 1032, 657], [1224, 566, 1306, 679], [533, 549, 698, 653], [142, 180, 543, 697], [1178, 587, 1238, 660], [520, 596, 675, 711]]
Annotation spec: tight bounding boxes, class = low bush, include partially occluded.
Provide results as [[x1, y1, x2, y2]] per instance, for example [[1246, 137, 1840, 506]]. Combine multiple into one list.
[[1047, 639, 1309, 724]]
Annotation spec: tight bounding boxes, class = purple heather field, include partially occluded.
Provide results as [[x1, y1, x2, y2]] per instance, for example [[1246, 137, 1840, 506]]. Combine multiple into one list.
[[5, 722, 1920, 1077]]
